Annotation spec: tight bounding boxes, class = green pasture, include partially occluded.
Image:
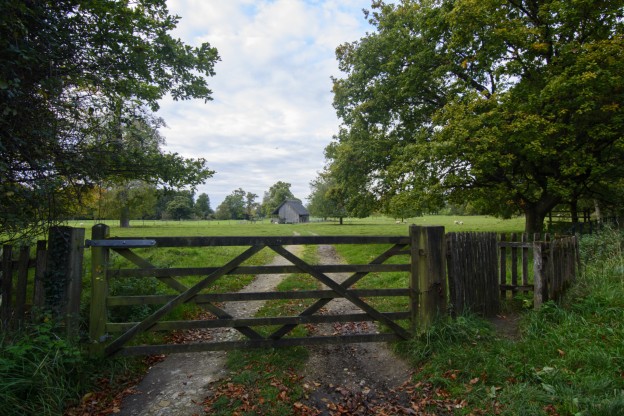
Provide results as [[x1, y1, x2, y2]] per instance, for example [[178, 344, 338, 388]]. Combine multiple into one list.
[[67, 214, 525, 238]]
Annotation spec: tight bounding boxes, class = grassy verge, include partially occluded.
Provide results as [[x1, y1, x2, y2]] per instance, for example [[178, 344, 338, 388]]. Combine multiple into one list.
[[397, 228, 624, 415]]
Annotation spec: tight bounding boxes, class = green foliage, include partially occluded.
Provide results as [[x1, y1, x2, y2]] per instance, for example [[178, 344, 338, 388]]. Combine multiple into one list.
[[214, 189, 259, 220], [164, 195, 194, 220], [328, 0, 624, 233], [0, 0, 218, 241], [194, 193, 213, 219], [261, 181, 298, 217], [307, 172, 348, 220], [0, 322, 83, 416]]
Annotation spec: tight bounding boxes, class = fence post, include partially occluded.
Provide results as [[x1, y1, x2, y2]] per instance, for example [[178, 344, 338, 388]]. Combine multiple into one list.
[[533, 241, 545, 309], [1, 245, 14, 328], [410, 225, 446, 334], [89, 224, 110, 356], [44, 226, 85, 338]]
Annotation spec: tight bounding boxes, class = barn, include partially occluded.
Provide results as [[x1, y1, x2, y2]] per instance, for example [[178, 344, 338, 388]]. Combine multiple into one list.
[[272, 199, 310, 224]]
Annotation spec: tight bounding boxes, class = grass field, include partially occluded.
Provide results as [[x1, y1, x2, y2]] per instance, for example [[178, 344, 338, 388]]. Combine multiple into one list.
[[67, 214, 526, 238]]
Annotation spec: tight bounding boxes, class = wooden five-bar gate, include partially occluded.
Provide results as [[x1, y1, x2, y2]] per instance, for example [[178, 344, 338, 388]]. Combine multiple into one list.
[[1, 225, 578, 356], [87, 225, 447, 357]]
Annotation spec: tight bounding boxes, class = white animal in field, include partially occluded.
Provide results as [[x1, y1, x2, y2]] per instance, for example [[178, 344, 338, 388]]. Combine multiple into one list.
[[454, 220, 464, 225]]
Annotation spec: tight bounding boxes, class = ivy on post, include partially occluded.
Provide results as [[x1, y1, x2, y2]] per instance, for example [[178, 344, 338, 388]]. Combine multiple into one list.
[[43, 227, 85, 339], [89, 224, 110, 356], [410, 225, 447, 334]]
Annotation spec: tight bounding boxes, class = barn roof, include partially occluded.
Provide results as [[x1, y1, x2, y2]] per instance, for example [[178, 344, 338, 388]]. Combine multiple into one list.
[[272, 199, 309, 216]]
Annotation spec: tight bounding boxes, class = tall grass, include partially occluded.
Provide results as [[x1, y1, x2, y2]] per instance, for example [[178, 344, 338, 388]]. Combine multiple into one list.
[[0, 322, 84, 416], [397, 228, 624, 415]]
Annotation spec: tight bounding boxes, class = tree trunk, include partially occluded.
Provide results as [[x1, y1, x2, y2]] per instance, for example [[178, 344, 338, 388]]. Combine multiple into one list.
[[570, 199, 579, 225], [339, 217, 343, 225], [524, 196, 560, 234], [120, 205, 130, 228], [594, 199, 602, 224]]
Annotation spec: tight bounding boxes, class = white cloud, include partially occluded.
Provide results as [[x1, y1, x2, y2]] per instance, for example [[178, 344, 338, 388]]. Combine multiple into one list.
[[159, 0, 374, 207]]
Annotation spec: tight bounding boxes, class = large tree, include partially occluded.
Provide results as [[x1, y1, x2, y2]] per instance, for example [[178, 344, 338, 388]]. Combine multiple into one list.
[[329, 0, 624, 233], [308, 173, 348, 224], [261, 181, 298, 217], [215, 188, 247, 220], [0, 0, 218, 240], [194, 193, 213, 219]]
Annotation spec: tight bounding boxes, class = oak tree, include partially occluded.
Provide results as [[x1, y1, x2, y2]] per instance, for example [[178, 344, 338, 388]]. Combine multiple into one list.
[[329, 0, 624, 233]]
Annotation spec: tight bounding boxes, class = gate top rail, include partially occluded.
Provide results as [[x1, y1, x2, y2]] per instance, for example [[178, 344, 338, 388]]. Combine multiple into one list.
[[85, 239, 156, 248], [88, 235, 410, 247]]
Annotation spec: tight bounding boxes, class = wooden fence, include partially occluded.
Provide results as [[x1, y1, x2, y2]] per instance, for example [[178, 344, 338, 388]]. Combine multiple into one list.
[[2, 225, 579, 352], [447, 232, 579, 317], [0, 241, 47, 328], [0, 227, 85, 335]]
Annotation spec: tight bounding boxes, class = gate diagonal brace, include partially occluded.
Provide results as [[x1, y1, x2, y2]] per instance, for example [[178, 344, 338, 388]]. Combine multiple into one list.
[[269, 245, 411, 340], [113, 248, 264, 340], [268, 243, 408, 340], [105, 245, 265, 356]]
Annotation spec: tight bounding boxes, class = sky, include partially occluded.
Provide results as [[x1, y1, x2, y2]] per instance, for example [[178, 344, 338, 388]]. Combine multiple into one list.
[[157, 0, 376, 209]]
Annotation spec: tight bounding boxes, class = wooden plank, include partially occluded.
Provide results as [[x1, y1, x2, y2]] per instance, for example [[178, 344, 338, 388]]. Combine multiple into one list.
[[101, 235, 410, 247], [104, 244, 265, 356], [270, 245, 412, 340], [32, 241, 47, 310], [106, 312, 412, 332], [533, 242, 544, 309], [499, 234, 507, 298], [268, 243, 407, 340], [107, 288, 411, 306], [522, 233, 529, 285], [14, 246, 30, 323], [511, 233, 518, 294], [110, 263, 410, 278], [498, 241, 533, 248], [67, 228, 85, 339], [1, 245, 14, 326], [416, 226, 446, 329], [500, 284, 533, 291], [114, 333, 402, 356]]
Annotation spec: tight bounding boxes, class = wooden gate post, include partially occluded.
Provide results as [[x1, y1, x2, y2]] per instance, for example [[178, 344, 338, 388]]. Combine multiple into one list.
[[89, 224, 110, 356], [410, 225, 447, 334], [44, 227, 85, 338], [533, 241, 546, 309]]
